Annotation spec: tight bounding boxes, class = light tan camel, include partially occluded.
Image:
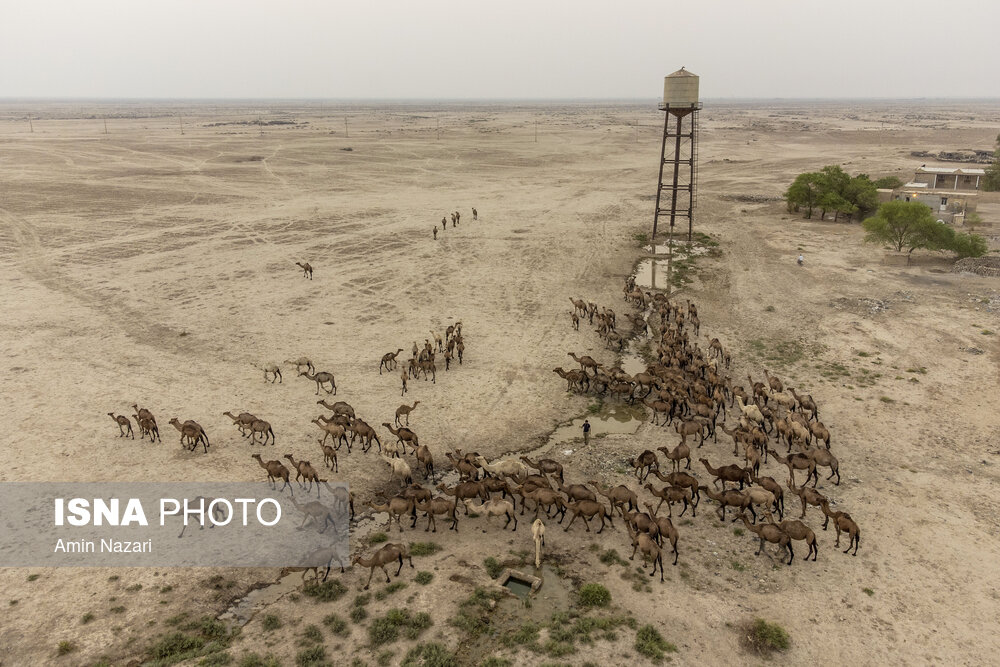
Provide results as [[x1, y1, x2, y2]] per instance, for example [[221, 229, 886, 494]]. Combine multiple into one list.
[[285, 357, 315, 375], [299, 370, 336, 395], [532, 518, 545, 567], [369, 496, 415, 532], [260, 364, 282, 383], [395, 401, 420, 426], [463, 498, 518, 531]]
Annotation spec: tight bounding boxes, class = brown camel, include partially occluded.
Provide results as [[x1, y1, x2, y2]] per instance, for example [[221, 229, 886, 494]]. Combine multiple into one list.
[[650, 470, 701, 506], [223, 411, 257, 436], [788, 388, 819, 421], [400, 370, 408, 396], [299, 370, 336, 395], [763, 511, 818, 561], [108, 413, 134, 438], [284, 454, 321, 495], [644, 483, 694, 518], [768, 449, 816, 488], [395, 401, 420, 426], [380, 349, 403, 374], [317, 400, 355, 419], [627, 450, 659, 482], [168, 418, 209, 453], [657, 443, 692, 472], [819, 500, 860, 555], [520, 456, 564, 482], [248, 419, 274, 446], [625, 521, 665, 581], [251, 454, 292, 494], [562, 500, 613, 533], [382, 423, 418, 452], [739, 511, 793, 564], [786, 475, 827, 520], [313, 417, 350, 451], [414, 497, 458, 532], [643, 502, 681, 565], [352, 543, 413, 589], [588, 480, 638, 517], [516, 486, 567, 522], [445, 453, 479, 481], [137, 417, 160, 442], [699, 485, 754, 522], [369, 496, 416, 532], [295, 262, 313, 279], [567, 352, 599, 375], [131, 404, 157, 427], [699, 458, 750, 490], [317, 439, 338, 472], [436, 482, 488, 514]]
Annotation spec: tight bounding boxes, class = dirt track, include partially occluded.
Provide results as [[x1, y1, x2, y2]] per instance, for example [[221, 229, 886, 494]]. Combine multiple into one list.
[[1, 101, 999, 665]]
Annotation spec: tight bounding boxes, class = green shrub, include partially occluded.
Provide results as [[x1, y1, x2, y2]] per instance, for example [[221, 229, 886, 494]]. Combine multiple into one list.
[[577, 583, 610, 608], [368, 618, 400, 647], [261, 614, 282, 632], [415, 571, 433, 585], [149, 632, 205, 662], [199, 652, 233, 666], [27, 574, 40, 582], [479, 659, 512, 667], [401, 642, 458, 667], [301, 625, 323, 644], [368, 532, 389, 544], [745, 618, 790, 654], [375, 581, 407, 601], [376, 650, 394, 667], [599, 549, 627, 566], [323, 613, 349, 636], [350, 606, 368, 623], [57, 641, 76, 656], [635, 624, 677, 662], [81, 612, 95, 625], [302, 579, 347, 602], [409, 542, 442, 557], [483, 557, 504, 579], [295, 645, 331, 667]]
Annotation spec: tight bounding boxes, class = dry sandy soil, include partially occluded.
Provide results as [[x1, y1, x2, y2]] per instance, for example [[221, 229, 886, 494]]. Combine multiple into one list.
[[1, 100, 999, 666]]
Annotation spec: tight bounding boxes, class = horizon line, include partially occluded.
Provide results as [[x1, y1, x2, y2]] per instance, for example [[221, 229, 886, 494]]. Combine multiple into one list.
[[1, 96, 999, 104]]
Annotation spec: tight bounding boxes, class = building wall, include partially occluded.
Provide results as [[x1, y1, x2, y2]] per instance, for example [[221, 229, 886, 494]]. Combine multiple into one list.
[[912, 172, 981, 191]]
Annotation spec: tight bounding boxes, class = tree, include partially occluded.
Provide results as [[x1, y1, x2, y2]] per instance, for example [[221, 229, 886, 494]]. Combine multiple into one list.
[[862, 200, 938, 252], [785, 172, 823, 218], [844, 174, 879, 220], [964, 211, 983, 232], [984, 134, 1000, 192], [950, 231, 988, 258], [873, 176, 904, 190]]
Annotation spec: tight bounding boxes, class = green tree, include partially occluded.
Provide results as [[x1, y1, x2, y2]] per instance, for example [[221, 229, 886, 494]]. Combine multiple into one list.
[[950, 231, 988, 258], [845, 174, 880, 220], [984, 134, 1000, 192], [873, 176, 904, 190], [862, 200, 937, 252], [785, 172, 823, 218], [964, 211, 983, 232]]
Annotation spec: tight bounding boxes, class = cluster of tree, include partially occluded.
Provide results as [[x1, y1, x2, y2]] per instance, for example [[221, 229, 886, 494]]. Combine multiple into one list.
[[784, 165, 900, 222], [862, 200, 987, 258], [984, 133, 1000, 192]]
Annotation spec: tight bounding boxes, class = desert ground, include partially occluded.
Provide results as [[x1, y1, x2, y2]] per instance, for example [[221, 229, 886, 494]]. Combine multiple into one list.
[[1, 99, 999, 666]]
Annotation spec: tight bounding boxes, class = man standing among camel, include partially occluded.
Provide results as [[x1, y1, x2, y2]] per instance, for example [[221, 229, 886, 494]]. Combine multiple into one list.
[[582, 419, 591, 445]]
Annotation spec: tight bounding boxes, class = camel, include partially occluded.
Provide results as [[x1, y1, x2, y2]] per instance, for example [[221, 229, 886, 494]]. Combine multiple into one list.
[[317, 439, 338, 472], [430, 330, 444, 352], [657, 443, 692, 472], [708, 337, 723, 359], [763, 511, 818, 561], [751, 474, 785, 518], [295, 261, 313, 279], [650, 470, 701, 506], [809, 421, 831, 449], [463, 498, 517, 531], [763, 369, 783, 393], [570, 311, 579, 330], [739, 511, 793, 565], [562, 500, 613, 533], [285, 357, 315, 375], [445, 453, 479, 481], [796, 445, 840, 486], [437, 482, 488, 513], [742, 486, 778, 523], [768, 449, 816, 488], [369, 496, 415, 532], [131, 403, 156, 424], [312, 418, 349, 451], [747, 375, 769, 406], [552, 367, 590, 393], [379, 349, 403, 375], [567, 352, 599, 375], [819, 500, 860, 555], [627, 450, 660, 482], [251, 454, 292, 494], [284, 454, 321, 495], [520, 456, 564, 483], [700, 458, 750, 490], [317, 400, 355, 419], [168, 418, 209, 453], [554, 479, 596, 503], [736, 396, 765, 428], [299, 370, 336, 395], [786, 475, 827, 520], [532, 519, 544, 567], [569, 297, 588, 315], [626, 522, 664, 581], [517, 486, 567, 522], [478, 477, 514, 507], [674, 419, 708, 448], [248, 419, 275, 446], [456, 340, 464, 364], [347, 418, 381, 453], [414, 497, 458, 532], [260, 364, 282, 383], [395, 401, 420, 426], [319, 482, 355, 521], [476, 456, 528, 483], [400, 370, 408, 396], [643, 503, 680, 566], [768, 390, 796, 412], [414, 445, 434, 479], [644, 396, 672, 426], [788, 388, 819, 421], [293, 544, 348, 582], [644, 483, 694, 518], [380, 455, 413, 487], [137, 417, 160, 442], [223, 411, 257, 436], [289, 497, 339, 534], [108, 413, 134, 438], [699, 485, 754, 522], [382, 423, 419, 453], [352, 543, 413, 589], [588, 480, 637, 517]]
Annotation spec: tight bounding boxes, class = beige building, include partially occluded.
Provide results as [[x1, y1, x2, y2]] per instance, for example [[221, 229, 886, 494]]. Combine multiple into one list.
[[911, 166, 985, 191], [877, 182, 978, 225]]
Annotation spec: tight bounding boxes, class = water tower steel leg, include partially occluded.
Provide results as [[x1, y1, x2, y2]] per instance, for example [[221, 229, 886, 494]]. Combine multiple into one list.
[[651, 107, 671, 243], [667, 113, 684, 242]]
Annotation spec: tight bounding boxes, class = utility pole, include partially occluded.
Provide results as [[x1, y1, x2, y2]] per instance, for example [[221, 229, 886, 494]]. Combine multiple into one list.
[[179, 115, 184, 135], [28, 117, 33, 133], [436, 117, 440, 141], [259, 115, 264, 136], [345, 116, 349, 138], [103, 116, 108, 135], [534, 119, 538, 143]]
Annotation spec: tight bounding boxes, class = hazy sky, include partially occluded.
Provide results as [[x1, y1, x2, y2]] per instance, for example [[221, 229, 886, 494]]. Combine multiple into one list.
[[2, 0, 997, 99]]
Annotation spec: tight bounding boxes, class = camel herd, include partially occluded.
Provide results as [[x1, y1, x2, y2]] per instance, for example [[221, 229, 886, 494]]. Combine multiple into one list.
[[105, 261, 861, 596]]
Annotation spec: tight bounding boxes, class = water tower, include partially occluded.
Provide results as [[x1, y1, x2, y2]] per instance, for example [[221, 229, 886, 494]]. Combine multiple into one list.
[[651, 68, 701, 244]]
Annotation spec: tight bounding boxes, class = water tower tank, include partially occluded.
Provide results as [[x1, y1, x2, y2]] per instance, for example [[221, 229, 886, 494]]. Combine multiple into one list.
[[662, 67, 699, 111]]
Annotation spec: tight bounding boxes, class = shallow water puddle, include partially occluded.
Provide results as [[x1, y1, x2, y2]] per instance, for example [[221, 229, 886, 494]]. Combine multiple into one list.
[[548, 402, 646, 446], [218, 571, 303, 626]]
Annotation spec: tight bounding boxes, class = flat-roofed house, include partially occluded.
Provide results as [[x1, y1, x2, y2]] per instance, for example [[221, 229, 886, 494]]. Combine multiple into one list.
[[911, 166, 985, 191]]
